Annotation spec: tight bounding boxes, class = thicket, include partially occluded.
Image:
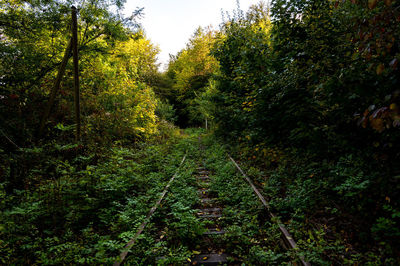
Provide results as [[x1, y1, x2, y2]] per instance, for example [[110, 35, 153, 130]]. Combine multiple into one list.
[[0, 0, 180, 189], [206, 0, 399, 263], [165, 0, 399, 263], [0, 132, 204, 264], [0, 0, 174, 147], [165, 27, 219, 128]]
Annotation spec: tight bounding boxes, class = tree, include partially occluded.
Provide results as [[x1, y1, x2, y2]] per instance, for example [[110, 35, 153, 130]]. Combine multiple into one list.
[[211, 2, 272, 140], [82, 32, 160, 142], [166, 27, 219, 127], [0, 0, 142, 145]]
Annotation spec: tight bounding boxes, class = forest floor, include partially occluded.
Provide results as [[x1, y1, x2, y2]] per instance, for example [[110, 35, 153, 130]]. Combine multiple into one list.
[[2, 129, 396, 265]]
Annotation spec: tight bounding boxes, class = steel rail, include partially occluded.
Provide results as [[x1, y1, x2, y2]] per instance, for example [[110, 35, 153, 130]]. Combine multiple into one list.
[[228, 155, 311, 266], [113, 154, 187, 266]]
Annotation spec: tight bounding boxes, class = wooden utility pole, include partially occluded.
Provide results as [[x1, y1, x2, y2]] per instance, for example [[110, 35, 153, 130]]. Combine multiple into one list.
[[38, 39, 72, 137], [71, 6, 81, 141]]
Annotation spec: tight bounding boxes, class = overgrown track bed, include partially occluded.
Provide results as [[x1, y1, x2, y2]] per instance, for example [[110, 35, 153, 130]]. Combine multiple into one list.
[[190, 166, 229, 265], [114, 154, 187, 265], [116, 135, 310, 265], [202, 138, 309, 265], [229, 155, 309, 266]]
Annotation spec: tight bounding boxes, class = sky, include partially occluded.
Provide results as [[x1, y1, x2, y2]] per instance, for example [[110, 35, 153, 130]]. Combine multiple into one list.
[[124, 0, 263, 70]]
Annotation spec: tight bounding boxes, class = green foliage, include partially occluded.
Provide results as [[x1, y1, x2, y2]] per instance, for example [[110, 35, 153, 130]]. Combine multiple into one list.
[[0, 0, 142, 145], [2, 0, 400, 264], [331, 155, 371, 198], [187, 80, 218, 128], [201, 137, 291, 264], [211, 2, 272, 140], [0, 134, 194, 264], [212, 0, 400, 155], [248, 246, 283, 265], [156, 100, 177, 123], [77, 31, 161, 143], [166, 27, 219, 127], [0, 0, 163, 146], [205, 1, 400, 263]]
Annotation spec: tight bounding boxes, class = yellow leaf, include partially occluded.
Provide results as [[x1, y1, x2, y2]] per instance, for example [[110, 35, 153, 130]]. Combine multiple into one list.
[[202, 256, 208, 260], [376, 63, 384, 75], [192, 250, 201, 255]]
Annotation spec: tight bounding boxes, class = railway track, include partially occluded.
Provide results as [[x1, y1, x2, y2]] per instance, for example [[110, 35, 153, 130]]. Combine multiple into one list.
[[114, 142, 310, 265]]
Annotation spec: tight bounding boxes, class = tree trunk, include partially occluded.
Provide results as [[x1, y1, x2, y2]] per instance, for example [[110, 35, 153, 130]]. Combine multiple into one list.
[[37, 39, 72, 138], [72, 6, 81, 142]]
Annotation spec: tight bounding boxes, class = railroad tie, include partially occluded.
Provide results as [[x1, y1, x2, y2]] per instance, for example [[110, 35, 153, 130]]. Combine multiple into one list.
[[203, 228, 225, 235], [198, 176, 211, 181], [191, 167, 228, 265], [197, 207, 222, 219]]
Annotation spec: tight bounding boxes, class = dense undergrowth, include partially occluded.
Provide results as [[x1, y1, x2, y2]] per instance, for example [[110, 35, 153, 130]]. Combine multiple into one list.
[[225, 138, 400, 265], [193, 1, 399, 264], [124, 129, 206, 265], [3, 128, 397, 264], [0, 129, 199, 264]]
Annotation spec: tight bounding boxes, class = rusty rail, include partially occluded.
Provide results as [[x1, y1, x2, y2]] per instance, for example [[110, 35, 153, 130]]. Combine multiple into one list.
[[228, 155, 310, 266]]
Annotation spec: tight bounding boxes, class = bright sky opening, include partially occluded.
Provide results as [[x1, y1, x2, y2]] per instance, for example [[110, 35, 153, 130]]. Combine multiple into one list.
[[124, 0, 263, 70]]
